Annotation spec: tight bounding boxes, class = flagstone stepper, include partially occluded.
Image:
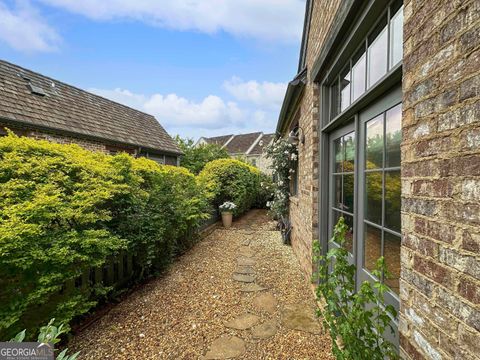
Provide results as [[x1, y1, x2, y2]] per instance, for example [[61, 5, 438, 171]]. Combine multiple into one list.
[[224, 313, 260, 330], [232, 273, 255, 283]]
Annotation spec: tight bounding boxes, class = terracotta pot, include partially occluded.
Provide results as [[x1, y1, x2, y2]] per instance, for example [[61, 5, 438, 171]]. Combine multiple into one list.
[[221, 212, 233, 228]]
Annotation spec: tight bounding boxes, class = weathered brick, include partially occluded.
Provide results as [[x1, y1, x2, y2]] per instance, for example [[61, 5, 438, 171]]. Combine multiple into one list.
[[413, 255, 454, 288], [460, 127, 480, 151], [403, 233, 439, 258], [414, 217, 455, 244], [462, 229, 480, 253], [403, 159, 441, 177], [436, 287, 480, 331], [447, 202, 480, 225], [402, 268, 435, 298], [403, 198, 438, 216], [444, 154, 480, 176], [458, 324, 480, 356], [459, 25, 480, 54], [460, 74, 480, 101], [412, 179, 453, 198], [461, 179, 480, 201], [437, 100, 480, 131], [457, 276, 480, 304], [414, 136, 452, 158], [439, 247, 480, 279]]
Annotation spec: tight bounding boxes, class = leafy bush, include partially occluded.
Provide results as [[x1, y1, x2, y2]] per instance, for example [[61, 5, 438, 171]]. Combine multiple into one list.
[[0, 133, 208, 339], [197, 158, 261, 216], [254, 173, 274, 209], [174, 136, 229, 174], [11, 319, 80, 360], [313, 217, 398, 360]]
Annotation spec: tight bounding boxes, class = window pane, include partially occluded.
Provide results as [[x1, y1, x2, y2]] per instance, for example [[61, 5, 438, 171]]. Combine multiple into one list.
[[386, 104, 402, 167], [365, 172, 383, 225], [343, 174, 354, 213], [340, 68, 351, 111], [352, 50, 366, 101], [333, 174, 342, 209], [344, 132, 355, 171], [366, 115, 384, 169], [368, 19, 388, 87], [384, 232, 401, 295], [331, 80, 339, 119], [333, 211, 354, 254], [390, 4, 404, 68], [344, 213, 354, 254], [385, 170, 401, 233], [334, 137, 343, 172], [364, 224, 382, 274]]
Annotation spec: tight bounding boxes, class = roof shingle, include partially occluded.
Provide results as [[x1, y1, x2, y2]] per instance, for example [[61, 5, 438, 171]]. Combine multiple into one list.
[[224, 132, 262, 154], [0, 60, 181, 155]]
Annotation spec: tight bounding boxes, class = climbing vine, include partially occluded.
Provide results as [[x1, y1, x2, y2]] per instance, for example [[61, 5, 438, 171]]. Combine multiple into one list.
[[313, 217, 399, 360], [264, 137, 297, 228]]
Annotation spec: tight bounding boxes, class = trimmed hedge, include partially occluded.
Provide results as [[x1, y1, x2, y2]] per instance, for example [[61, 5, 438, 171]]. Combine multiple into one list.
[[0, 134, 208, 339], [197, 159, 261, 216]]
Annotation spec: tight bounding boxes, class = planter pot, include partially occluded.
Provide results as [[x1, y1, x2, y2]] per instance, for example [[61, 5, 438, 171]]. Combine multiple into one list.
[[221, 212, 233, 228]]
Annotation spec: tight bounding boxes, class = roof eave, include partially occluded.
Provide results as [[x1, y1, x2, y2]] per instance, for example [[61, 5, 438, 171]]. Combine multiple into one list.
[[276, 68, 307, 135]]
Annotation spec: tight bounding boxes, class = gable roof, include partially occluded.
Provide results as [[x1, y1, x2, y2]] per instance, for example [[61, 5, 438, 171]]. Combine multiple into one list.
[[202, 134, 233, 147], [224, 132, 263, 155], [250, 133, 275, 155], [0, 60, 181, 155]]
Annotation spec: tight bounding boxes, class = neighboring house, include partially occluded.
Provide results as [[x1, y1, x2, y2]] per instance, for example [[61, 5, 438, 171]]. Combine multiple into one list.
[[0, 60, 182, 165], [277, 1, 479, 359], [196, 132, 275, 174]]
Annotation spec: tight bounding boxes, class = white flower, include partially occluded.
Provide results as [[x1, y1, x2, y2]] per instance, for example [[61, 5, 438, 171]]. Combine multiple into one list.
[[219, 201, 237, 211], [291, 153, 298, 160]]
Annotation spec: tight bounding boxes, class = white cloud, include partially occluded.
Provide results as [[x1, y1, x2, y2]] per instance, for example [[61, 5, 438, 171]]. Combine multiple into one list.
[[40, 0, 305, 42], [89, 87, 279, 139], [224, 76, 287, 108], [0, 1, 60, 52], [90, 87, 244, 130]]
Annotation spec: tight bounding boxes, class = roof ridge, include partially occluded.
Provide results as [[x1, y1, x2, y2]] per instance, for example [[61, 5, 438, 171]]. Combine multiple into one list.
[[0, 59, 157, 120]]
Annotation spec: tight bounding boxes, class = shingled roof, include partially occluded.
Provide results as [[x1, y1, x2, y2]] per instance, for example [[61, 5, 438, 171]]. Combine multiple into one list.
[[0, 60, 181, 155], [250, 133, 275, 155], [224, 132, 263, 154], [203, 134, 233, 147]]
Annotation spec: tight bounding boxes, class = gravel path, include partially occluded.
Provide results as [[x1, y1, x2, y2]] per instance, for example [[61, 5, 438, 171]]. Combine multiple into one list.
[[69, 210, 333, 359]]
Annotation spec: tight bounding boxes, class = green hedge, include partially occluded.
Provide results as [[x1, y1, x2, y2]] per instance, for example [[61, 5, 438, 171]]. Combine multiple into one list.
[[197, 158, 261, 216], [0, 134, 209, 339]]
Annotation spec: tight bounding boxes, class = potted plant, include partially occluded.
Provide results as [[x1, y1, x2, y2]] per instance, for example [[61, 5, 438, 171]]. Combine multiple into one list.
[[219, 201, 236, 228]]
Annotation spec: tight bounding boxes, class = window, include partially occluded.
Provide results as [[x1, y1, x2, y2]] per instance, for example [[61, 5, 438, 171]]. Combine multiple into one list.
[[331, 131, 355, 253], [328, 1, 404, 120], [363, 104, 402, 294]]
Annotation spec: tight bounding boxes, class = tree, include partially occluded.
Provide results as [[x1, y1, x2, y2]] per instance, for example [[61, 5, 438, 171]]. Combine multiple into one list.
[[174, 136, 229, 174]]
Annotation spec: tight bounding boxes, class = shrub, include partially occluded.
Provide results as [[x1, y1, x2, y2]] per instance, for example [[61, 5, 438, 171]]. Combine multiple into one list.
[[197, 158, 261, 216], [0, 133, 208, 339], [254, 173, 274, 209], [174, 136, 229, 174]]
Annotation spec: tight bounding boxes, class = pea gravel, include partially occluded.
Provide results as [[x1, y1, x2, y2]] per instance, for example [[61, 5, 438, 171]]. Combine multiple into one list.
[[69, 210, 333, 359]]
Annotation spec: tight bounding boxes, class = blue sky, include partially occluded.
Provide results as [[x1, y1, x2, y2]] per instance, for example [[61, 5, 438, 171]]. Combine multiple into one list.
[[0, 0, 305, 139]]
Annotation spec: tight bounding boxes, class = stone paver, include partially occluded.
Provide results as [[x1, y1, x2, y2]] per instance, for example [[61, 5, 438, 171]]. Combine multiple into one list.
[[234, 266, 255, 275], [281, 304, 321, 334], [252, 292, 277, 314], [232, 273, 255, 283], [251, 320, 278, 339], [237, 247, 254, 257], [203, 336, 246, 359], [237, 257, 255, 266], [224, 313, 260, 330]]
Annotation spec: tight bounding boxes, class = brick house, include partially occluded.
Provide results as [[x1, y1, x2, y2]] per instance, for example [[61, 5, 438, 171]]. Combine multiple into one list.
[[0, 60, 182, 164], [277, 0, 479, 358], [197, 132, 275, 174]]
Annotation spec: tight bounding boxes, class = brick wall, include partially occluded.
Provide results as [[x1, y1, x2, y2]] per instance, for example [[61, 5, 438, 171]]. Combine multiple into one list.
[[400, 0, 480, 358], [289, 0, 341, 277]]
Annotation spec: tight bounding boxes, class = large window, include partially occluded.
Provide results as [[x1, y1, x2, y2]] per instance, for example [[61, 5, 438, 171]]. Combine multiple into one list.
[[328, 1, 403, 120], [363, 103, 402, 294]]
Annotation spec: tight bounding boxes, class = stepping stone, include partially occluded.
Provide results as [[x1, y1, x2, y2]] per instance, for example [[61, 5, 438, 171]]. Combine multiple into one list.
[[240, 283, 267, 293], [281, 304, 321, 334], [224, 313, 260, 330], [232, 273, 255, 283], [238, 247, 254, 257], [242, 239, 251, 246], [237, 257, 255, 266], [253, 292, 277, 314], [234, 266, 255, 275], [251, 320, 278, 339], [204, 335, 246, 359]]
